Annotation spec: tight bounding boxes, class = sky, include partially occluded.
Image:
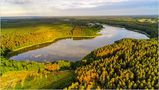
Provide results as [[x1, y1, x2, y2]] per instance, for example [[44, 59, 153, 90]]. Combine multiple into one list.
[[1, 0, 158, 16]]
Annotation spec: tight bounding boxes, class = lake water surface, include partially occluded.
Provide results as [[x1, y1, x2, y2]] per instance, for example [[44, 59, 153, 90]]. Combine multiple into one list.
[[10, 25, 149, 62]]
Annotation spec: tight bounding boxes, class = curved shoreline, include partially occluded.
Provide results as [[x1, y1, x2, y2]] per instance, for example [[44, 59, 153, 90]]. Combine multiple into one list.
[[7, 24, 150, 58], [7, 36, 99, 58], [102, 24, 151, 38]]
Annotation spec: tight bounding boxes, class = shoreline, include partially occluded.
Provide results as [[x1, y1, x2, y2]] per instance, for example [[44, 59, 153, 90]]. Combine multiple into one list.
[[103, 24, 151, 38], [7, 35, 99, 58], [7, 24, 150, 58]]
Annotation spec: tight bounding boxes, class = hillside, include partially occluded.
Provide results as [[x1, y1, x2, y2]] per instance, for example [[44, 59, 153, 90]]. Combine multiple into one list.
[[66, 39, 158, 89]]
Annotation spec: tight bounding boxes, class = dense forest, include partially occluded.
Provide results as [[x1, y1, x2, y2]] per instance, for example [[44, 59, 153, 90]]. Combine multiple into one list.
[[66, 39, 158, 89], [0, 16, 158, 89]]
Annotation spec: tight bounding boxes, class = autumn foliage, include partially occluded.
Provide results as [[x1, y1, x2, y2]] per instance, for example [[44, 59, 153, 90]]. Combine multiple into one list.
[[66, 39, 158, 89], [45, 64, 60, 71]]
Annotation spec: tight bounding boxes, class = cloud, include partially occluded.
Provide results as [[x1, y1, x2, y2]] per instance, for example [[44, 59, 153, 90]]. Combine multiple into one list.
[[2, 0, 127, 9], [50, 0, 127, 9], [0, 0, 157, 16]]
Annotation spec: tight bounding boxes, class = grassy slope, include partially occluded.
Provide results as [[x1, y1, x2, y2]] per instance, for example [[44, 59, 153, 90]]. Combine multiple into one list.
[[0, 70, 75, 89], [15, 71, 75, 89], [0, 58, 75, 89]]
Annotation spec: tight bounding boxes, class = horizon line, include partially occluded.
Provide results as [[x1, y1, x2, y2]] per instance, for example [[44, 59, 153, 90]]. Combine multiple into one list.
[[1, 14, 158, 17]]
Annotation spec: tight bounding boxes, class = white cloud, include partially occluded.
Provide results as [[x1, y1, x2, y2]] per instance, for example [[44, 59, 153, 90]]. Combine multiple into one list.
[[0, 0, 127, 16], [0, 0, 156, 16], [1, 0, 127, 9], [50, 0, 127, 9]]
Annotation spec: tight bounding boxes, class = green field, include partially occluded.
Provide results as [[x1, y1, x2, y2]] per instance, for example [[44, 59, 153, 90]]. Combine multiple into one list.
[[1, 70, 75, 89], [15, 71, 75, 89]]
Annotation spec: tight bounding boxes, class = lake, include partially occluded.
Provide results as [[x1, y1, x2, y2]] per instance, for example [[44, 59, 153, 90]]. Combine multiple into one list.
[[10, 25, 149, 62]]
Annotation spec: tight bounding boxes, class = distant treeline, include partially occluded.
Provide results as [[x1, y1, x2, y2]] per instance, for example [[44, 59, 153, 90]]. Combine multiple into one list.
[[71, 16, 158, 38], [2, 16, 157, 38], [98, 20, 157, 38]]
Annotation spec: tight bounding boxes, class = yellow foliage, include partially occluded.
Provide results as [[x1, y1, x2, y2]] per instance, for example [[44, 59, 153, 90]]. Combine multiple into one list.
[[45, 64, 60, 71]]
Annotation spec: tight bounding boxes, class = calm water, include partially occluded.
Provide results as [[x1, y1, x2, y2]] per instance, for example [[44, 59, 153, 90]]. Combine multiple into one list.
[[10, 25, 149, 62]]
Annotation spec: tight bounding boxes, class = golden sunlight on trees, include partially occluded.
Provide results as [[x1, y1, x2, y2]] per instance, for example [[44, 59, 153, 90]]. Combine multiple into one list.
[[66, 39, 158, 89]]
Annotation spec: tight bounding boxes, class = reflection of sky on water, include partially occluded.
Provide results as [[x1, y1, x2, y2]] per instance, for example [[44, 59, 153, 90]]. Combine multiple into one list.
[[10, 25, 149, 62]]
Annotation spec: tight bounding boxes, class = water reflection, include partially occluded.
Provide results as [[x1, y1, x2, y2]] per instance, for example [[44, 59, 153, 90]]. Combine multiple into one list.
[[10, 25, 149, 62]]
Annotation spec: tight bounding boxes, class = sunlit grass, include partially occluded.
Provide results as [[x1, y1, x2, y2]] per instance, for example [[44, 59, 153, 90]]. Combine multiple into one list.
[[0, 70, 75, 89]]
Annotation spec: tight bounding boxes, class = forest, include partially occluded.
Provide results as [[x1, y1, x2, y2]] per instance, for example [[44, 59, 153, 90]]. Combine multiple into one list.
[[69, 16, 158, 38], [66, 38, 158, 89], [1, 19, 103, 57], [0, 16, 158, 89]]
